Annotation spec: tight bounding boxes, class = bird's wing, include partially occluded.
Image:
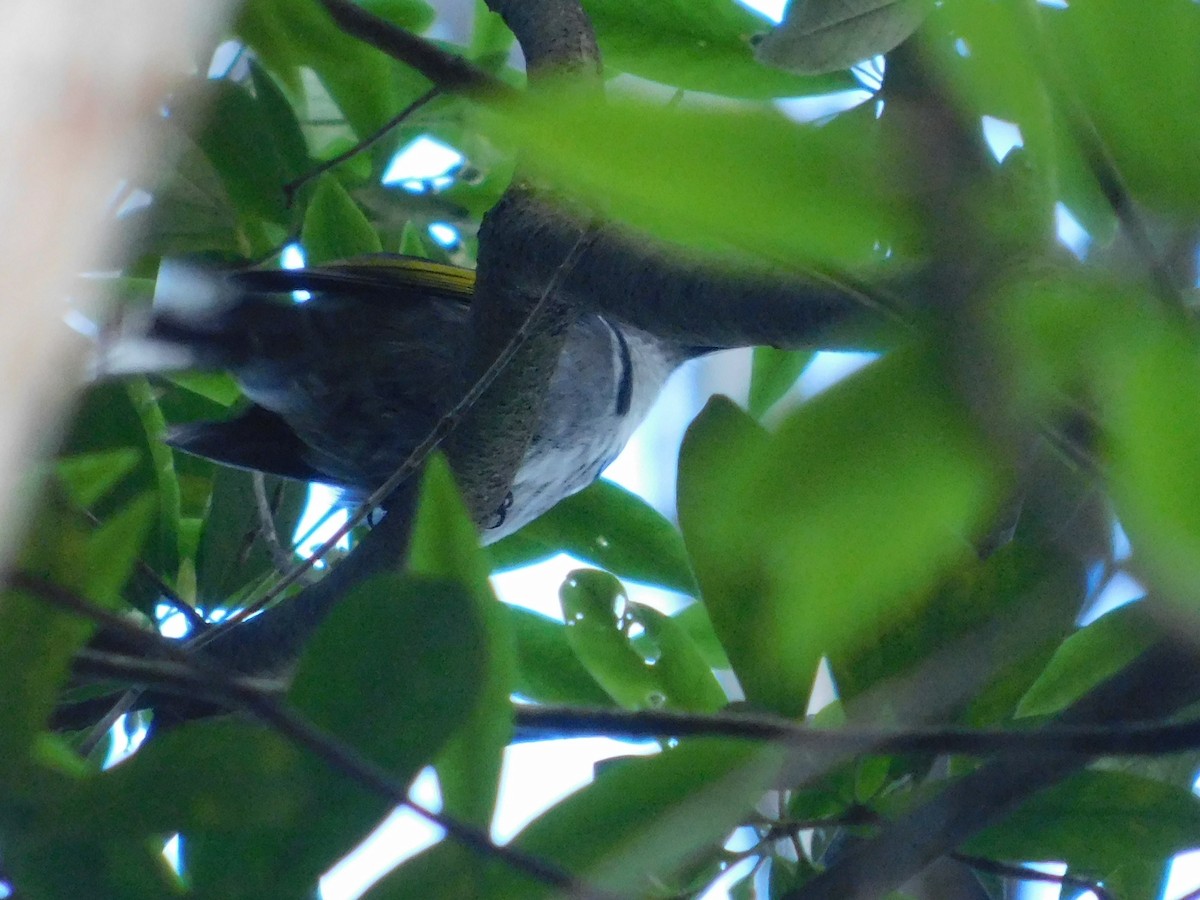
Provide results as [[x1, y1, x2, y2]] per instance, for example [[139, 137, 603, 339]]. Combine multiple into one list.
[[230, 255, 476, 303]]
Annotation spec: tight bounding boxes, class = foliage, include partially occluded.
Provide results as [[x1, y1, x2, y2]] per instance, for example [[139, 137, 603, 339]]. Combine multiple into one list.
[[3, 0, 1200, 898]]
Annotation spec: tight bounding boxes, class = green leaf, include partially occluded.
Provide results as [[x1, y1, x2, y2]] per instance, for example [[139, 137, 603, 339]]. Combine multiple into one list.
[[679, 349, 999, 717], [55, 448, 142, 509], [561, 569, 665, 709], [506, 605, 613, 706], [61, 382, 181, 594], [1043, 0, 1200, 214], [194, 469, 308, 609], [366, 841, 483, 899], [496, 478, 697, 594], [748, 347, 813, 418], [83, 492, 157, 607], [192, 78, 292, 224], [755, 0, 932, 76], [301, 173, 384, 264], [495, 90, 912, 266], [56, 721, 309, 838], [966, 770, 1200, 878], [409, 456, 515, 828], [186, 573, 486, 897], [0, 586, 92, 780], [1, 832, 183, 900], [248, 59, 312, 182], [559, 569, 725, 711], [236, 0, 435, 138], [1016, 602, 1157, 718], [487, 739, 782, 897], [583, 0, 855, 98]]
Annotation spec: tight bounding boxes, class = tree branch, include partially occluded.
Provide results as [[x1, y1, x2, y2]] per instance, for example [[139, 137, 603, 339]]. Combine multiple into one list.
[[315, 0, 512, 98], [514, 700, 1200, 758]]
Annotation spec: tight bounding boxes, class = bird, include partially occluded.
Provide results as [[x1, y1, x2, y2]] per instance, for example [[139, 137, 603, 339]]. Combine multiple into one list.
[[97, 255, 699, 543]]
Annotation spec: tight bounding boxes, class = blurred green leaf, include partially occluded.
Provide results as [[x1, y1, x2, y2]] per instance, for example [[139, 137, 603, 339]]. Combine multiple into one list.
[[409, 456, 514, 828], [83, 492, 157, 607], [496, 478, 697, 594], [0, 585, 92, 781], [487, 739, 782, 897], [192, 78, 293, 224], [583, 0, 855, 98], [57, 721, 309, 838], [302, 173, 384, 264], [1016, 601, 1157, 718], [367, 841, 483, 899], [1, 832, 183, 900], [756, 0, 931, 76], [186, 573, 485, 896], [495, 90, 911, 266], [680, 349, 999, 717], [966, 770, 1200, 878], [748, 347, 812, 418], [236, 0, 435, 138], [60, 382, 181, 591], [55, 448, 142, 509], [194, 469, 308, 609], [1043, 0, 1200, 214]]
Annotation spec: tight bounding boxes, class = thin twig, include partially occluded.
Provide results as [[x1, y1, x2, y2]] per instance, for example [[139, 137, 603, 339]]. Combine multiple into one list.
[[514, 703, 1200, 758], [283, 87, 441, 205], [951, 854, 1114, 900]]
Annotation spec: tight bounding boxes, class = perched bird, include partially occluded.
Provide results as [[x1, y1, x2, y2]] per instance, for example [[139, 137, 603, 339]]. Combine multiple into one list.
[[98, 256, 699, 542]]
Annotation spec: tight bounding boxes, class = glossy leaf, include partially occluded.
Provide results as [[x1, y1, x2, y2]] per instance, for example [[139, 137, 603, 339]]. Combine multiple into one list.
[[560, 568, 669, 709], [55, 448, 142, 509], [495, 478, 697, 594], [506, 605, 613, 706], [756, 0, 931, 75]]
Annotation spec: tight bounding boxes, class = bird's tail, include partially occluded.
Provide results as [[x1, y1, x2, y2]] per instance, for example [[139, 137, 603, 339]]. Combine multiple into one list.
[[91, 262, 249, 379]]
